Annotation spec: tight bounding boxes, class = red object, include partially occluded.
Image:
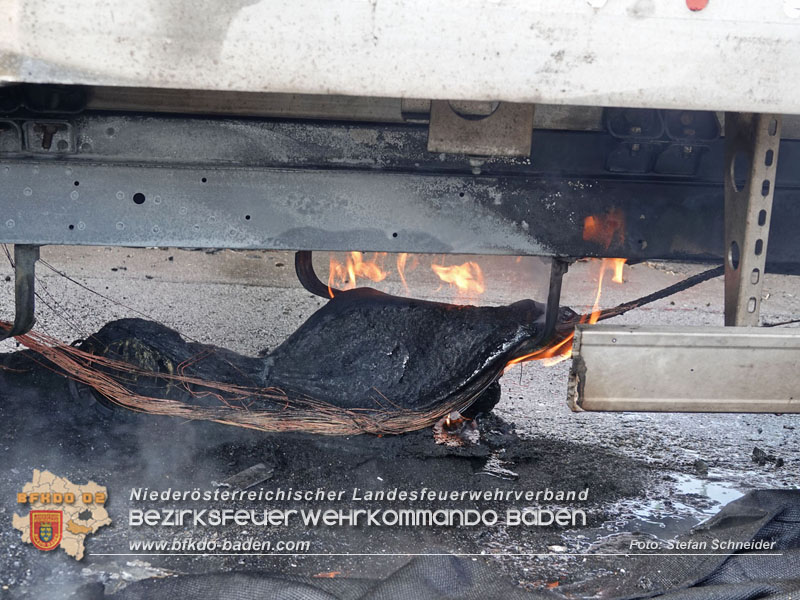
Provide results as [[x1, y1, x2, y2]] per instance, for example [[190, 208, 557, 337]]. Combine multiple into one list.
[[30, 510, 63, 551], [686, 0, 708, 11]]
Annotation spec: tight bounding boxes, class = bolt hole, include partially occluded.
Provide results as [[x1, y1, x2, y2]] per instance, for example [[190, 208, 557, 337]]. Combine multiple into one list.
[[768, 119, 778, 136], [761, 180, 771, 197], [459, 192, 465, 198], [68, 224, 75, 230], [755, 239, 764, 255], [245, 214, 251, 220], [106, 127, 116, 136], [751, 268, 760, 285], [392, 232, 398, 238], [73, 180, 79, 186], [731, 151, 751, 192], [758, 210, 767, 226], [132, 192, 146, 205], [765, 149, 774, 167], [201, 177, 208, 183], [747, 297, 757, 313], [728, 240, 740, 270]]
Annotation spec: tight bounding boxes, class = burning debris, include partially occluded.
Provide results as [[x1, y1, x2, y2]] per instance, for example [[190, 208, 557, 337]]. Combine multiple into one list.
[[261, 288, 545, 411], [582, 207, 626, 250], [84, 288, 546, 430], [433, 411, 480, 447], [0, 248, 724, 437], [2, 287, 552, 435], [327, 251, 487, 302]]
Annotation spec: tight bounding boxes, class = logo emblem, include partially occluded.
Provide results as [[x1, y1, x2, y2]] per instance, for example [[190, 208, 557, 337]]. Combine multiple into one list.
[[30, 510, 62, 551]]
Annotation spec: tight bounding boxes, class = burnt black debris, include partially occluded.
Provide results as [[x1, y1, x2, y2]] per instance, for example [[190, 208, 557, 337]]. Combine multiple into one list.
[[263, 288, 545, 410], [76, 287, 547, 416], [1, 264, 727, 434]]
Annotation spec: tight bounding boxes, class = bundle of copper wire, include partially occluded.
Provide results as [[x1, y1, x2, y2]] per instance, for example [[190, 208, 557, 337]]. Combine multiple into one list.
[[2, 320, 497, 436]]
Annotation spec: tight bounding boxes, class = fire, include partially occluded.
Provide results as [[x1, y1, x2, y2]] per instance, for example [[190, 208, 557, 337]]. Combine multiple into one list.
[[431, 261, 485, 296], [504, 257, 627, 370], [324, 253, 625, 353], [328, 252, 389, 297], [396, 252, 419, 295], [397, 253, 409, 293], [504, 333, 575, 369], [583, 208, 625, 249], [327, 252, 484, 301], [610, 257, 625, 284]]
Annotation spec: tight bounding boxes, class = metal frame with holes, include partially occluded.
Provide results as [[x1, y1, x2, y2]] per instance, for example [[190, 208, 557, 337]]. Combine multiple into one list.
[[723, 114, 782, 326], [1, 112, 800, 274], [0, 106, 796, 414]]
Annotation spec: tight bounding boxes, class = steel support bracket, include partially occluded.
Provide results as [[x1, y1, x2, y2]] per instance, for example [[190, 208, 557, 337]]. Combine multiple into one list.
[[427, 101, 534, 157], [724, 113, 781, 326], [569, 325, 800, 413], [1, 244, 40, 340], [543, 257, 570, 340]]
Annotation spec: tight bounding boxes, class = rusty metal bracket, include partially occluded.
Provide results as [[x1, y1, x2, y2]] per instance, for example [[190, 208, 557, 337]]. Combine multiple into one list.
[[427, 101, 534, 157], [724, 113, 782, 326], [22, 121, 75, 153], [1, 244, 40, 340]]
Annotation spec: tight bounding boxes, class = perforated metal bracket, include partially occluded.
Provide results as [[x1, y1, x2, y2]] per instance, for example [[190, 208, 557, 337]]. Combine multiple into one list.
[[724, 113, 781, 326], [0, 244, 40, 340]]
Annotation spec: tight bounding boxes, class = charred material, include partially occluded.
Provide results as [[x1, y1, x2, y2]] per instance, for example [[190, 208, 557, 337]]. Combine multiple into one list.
[[263, 288, 545, 411], [3, 261, 724, 434], [65, 287, 547, 433]]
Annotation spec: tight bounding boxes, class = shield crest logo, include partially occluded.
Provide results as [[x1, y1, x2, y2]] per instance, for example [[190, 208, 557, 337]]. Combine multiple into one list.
[[30, 511, 63, 551]]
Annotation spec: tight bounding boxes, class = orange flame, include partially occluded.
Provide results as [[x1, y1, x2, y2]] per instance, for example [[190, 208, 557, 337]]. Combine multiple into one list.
[[328, 252, 478, 300], [431, 261, 485, 296], [610, 257, 625, 284], [397, 253, 409, 293], [328, 252, 389, 297], [581, 258, 612, 326], [504, 333, 575, 369], [396, 252, 419, 295], [583, 208, 625, 249], [505, 258, 627, 370]]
